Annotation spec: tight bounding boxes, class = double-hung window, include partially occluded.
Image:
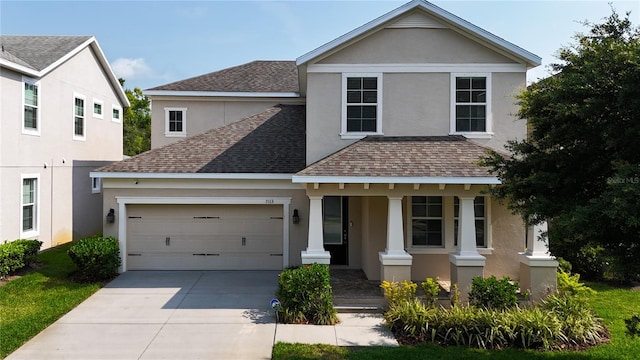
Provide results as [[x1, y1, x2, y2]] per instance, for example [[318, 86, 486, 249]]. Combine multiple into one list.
[[341, 74, 382, 139], [21, 175, 39, 237], [165, 108, 187, 137], [411, 196, 443, 247], [454, 196, 487, 247], [23, 77, 40, 135], [73, 93, 86, 140], [451, 73, 492, 137]]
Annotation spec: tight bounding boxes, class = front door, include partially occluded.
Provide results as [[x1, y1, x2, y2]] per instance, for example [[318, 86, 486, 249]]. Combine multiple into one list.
[[323, 196, 348, 265]]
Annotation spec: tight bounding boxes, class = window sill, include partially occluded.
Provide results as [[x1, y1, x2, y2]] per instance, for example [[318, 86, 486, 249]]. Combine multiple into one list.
[[450, 132, 494, 140], [73, 136, 86, 141], [20, 230, 39, 239], [340, 132, 383, 140], [22, 129, 40, 136], [408, 247, 493, 255], [93, 114, 104, 120], [165, 132, 187, 138]]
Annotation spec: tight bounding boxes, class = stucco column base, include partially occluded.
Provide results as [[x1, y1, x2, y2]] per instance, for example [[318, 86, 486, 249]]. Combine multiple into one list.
[[520, 254, 559, 301], [449, 254, 486, 303], [379, 251, 413, 282], [301, 250, 331, 265]]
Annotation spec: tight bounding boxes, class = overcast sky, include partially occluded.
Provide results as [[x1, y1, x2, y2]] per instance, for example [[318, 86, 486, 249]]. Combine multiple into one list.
[[2, 0, 638, 90]]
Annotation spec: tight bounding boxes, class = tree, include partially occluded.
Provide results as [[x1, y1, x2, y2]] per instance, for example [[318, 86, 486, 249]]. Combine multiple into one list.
[[119, 78, 151, 156], [481, 10, 640, 281]]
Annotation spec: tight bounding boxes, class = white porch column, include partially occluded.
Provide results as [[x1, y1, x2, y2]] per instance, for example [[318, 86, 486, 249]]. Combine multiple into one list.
[[379, 196, 412, 282], [301, 195, 331, 264], [520, 221, 558, 300], [450, 196, 485, 302]]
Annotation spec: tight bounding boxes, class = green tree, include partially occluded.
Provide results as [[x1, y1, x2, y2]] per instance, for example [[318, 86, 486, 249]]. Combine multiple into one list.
[[119, 78, 151, 156], [481, 10, 640, 281]]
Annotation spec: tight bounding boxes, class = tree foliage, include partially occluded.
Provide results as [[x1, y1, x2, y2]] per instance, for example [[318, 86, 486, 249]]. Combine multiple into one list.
[[481, 10, 640, 281], [119, 78, 151, 156]]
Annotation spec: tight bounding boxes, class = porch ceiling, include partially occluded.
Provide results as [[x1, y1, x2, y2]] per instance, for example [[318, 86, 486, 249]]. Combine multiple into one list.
[[293, 136, 500, 185]]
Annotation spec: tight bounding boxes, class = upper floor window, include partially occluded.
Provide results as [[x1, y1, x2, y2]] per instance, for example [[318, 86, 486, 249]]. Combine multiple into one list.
[[91, 177, 101, 194], [112, 105, 122, 123], [450, 73, 492, 138], [411, 196, 443, 247], [165, 108, 187, 137], [21, 175, 39, 237], [23, 77, 40, 135], [73, 93, 86, 140], [93, 99, 103, 119], [341, 74, 382, 139], [454, 196, 487, 247]]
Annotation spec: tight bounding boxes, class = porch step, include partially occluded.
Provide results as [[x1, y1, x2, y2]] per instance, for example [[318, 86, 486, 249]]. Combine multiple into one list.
[[334, 304, 384, 313]]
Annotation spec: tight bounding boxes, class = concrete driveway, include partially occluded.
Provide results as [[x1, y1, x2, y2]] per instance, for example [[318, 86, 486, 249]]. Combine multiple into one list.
[[7, 271, 280, 360]]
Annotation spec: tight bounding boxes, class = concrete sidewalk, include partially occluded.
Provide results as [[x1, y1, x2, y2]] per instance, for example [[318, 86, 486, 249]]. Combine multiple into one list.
[[6, 271, 396, 360]]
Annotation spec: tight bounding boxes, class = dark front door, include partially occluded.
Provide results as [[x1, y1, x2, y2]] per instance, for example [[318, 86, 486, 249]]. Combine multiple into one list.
[[323, 196, 348, 265]]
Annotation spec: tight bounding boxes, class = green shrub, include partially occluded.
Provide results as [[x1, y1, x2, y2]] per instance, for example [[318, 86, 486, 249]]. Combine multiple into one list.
[[381, 280, 417, 307], [0, 239, 42, 278], [421, 277, 440, 308], [625, 314, 640, 338], [450, 283, 460, 307], [275, 263, 338, 325], [542, 294, 603, 345], [383, 298, 433, 340], [68, 235, 120, 282], [505, 306, 563, 349], [557, 269, 595, 297], [468, 276, 519, 310]]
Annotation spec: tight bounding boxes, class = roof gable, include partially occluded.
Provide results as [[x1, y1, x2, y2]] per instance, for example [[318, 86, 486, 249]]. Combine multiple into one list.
[[296, 0, 540, 68]]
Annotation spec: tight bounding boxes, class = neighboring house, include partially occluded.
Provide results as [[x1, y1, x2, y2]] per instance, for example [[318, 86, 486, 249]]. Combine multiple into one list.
[[0, 35, 129, 249], [94, 0, 557, 299]]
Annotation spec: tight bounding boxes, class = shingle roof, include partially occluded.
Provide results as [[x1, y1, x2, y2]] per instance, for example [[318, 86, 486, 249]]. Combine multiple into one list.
[[296, 136, 496, 178], [147, 60, 299, 93], [0, 35, 93, 71], [96, 105, 305, 174]]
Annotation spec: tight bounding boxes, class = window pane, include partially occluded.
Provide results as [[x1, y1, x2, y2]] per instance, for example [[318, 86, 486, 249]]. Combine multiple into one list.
[[361, 119, 376, 132], [472, 77, 486, 89], [426, 219, 443, 246], [75, 116, 84, 135], [471, 91, 486, 102], [24, 107, 37, 129], [475, 220, 485, 247], [347, 78, 361, 90], [412, 204, 426, 217], [23, 179, 34, 203], [94, 103, 102, 114], [471, 118, 486, 132], [347, 91, 361, 103], [362, 106, 376, 119], [113, 109, 120, 119], [456, 77, 470, 90], [25, 83, 38, 106], [362, 77, 377, 89], [456, 90, 470, 103], [456, 105, 470, 118], [362, 91, 377, 103], [412, 220, 427, 246], [75, 98, 84, 116], [474, 197, 485, 217], [23, 205, 34, 231]]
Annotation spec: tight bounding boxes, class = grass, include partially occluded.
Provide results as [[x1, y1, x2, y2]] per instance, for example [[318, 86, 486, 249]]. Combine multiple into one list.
[[0, 243, 103, 358], [273, 283, 640, 360]]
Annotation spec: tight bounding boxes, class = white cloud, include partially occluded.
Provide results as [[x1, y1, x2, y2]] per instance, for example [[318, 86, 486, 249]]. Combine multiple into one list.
[[111, 58, 152, 80]]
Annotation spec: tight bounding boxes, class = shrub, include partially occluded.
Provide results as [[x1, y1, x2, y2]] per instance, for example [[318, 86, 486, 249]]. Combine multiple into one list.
[[381, 280, 417, 307], [542, 294, 603, 345], [0, 239, 42, 278], [383, 298, 433, 340], [625, 314, 640, 338], [275, 263, 338, 325], [421, 277, 440, 308], [68, 235, 121, 282], [450, 283, 460, 307], [468, 276, 519, 310], [557, 269, 595, 297]]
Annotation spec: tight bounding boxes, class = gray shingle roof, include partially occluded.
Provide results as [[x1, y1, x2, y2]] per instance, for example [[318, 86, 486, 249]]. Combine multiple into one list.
[[297, 136, 496, 178], [147, 60, 299, 93], [0, 35, 93, 71], [97, 105, 306, 174]]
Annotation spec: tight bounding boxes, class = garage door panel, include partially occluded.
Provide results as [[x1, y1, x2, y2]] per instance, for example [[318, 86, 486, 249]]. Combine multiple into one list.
[[126, 204, 284, 270]]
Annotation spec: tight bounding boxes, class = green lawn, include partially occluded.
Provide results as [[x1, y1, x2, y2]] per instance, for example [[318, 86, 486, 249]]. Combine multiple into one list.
[[0, 243, 103, 359], [273, 283, 640, 360]]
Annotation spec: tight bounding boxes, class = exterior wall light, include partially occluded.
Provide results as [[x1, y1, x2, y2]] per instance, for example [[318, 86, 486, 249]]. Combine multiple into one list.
[[106, 208, 115, 224], [292, 209, 300, 224]]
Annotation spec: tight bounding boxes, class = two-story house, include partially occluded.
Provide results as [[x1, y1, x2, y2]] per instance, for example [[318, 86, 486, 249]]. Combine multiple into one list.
[[94, 0, 557, 299], [0, 35, 129, 249]]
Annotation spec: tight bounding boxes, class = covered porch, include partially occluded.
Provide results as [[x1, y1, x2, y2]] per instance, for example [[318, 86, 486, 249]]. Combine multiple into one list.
[[292, 136, 557, 301]]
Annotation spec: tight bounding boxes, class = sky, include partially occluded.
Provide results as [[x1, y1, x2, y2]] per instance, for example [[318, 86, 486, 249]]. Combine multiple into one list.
[[1, 0, 638, 91]]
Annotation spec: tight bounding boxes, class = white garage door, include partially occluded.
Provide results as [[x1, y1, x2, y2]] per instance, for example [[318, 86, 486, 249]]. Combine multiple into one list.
[[126, 204, 283, 270]]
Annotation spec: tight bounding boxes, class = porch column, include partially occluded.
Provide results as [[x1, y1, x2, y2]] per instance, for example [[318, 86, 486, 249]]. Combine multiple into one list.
[[301, 195, 331, 264], [520, 221, 558, 300], [379, 196, 412, 282], [449, 196, 485, 302]]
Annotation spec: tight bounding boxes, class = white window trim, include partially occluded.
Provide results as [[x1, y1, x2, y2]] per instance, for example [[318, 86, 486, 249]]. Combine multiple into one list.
[[93, 99, 104, 119], [406, 195, 493, 255], [164, 107, 187, 137], [73, 92, 86, 141], [20, 174, 40, 238], [112, 104, 122, 123], [340, 73, 383, 140], [22, 76, 41, 136], [91, 177, 102, 194], [449, 73, 493, 139]]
